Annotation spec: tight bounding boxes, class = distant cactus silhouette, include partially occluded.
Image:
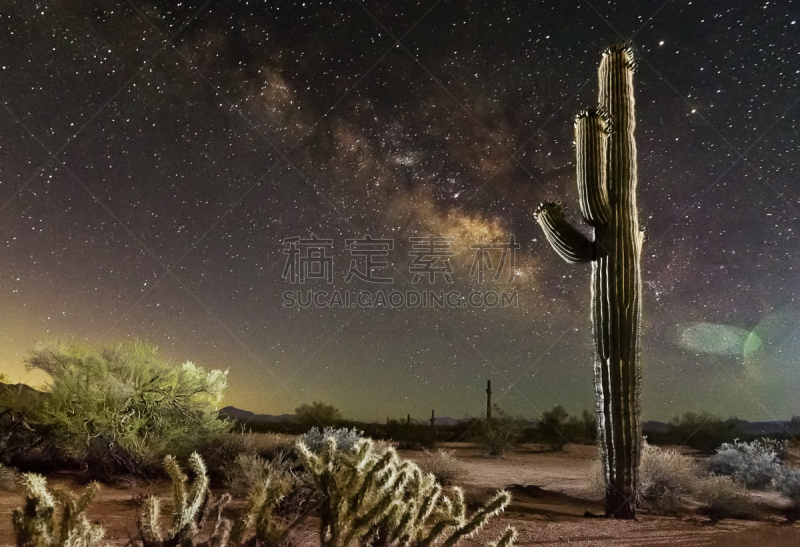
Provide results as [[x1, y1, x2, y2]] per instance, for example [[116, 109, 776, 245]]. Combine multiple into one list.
[[485, 380, 492, 421], [12, 473, 104, 547], [534, 43, 643, 518]]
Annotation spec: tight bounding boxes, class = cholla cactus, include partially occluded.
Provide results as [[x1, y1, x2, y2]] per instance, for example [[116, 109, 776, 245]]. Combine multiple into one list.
[[228, 473, 299, 546], [134, 453, 301, 547], [295, 436, 516, 547], [488, 526, 518, 547], [533, 43, 643, 518], [12, 473, 104, 547], [137, 453, 210, 546]]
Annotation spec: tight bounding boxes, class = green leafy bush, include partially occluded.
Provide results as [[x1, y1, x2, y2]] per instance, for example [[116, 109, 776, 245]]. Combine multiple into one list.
[[22, 341, 231, 478]]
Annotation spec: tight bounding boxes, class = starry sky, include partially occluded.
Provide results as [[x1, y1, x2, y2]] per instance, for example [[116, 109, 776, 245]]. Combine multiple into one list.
[[0, 1, 798, 422]]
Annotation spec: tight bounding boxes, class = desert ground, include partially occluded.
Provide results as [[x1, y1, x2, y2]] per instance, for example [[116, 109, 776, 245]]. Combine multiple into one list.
[[2, 438, 799, 546]]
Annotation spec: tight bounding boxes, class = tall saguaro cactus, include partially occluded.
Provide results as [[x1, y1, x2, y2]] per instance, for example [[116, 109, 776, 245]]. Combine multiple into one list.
[[533, 43, 643, 519]]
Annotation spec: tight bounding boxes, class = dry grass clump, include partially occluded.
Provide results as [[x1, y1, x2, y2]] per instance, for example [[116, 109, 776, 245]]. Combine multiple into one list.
[[694, 475, 754, 522], [637, 442, 698, 514], [223, 448, 314, 518], [417, 448, 469, 485], [0, 463, 18, 491], [776, 465, 800, 520], [588, 440, 759, 520], [587, 441, 699, 512]]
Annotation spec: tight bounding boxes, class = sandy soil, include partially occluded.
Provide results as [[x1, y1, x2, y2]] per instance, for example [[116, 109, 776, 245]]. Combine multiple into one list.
[[2, 442, 799, 546]]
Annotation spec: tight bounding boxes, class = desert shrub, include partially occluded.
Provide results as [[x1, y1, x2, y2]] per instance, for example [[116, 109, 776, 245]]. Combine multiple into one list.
[[21, 341, 231, 479], [13, 473, 104, 547], [0, 462, 18, 491], [536, 405, 570, 451], [0, 391, 49, 467], [295, 401, 341, 426], [777, 465, 800, 502], [223, 449, 305, 503], [471, 407, 523, 456], [694, 475, 754, 521], [386, 422, 436, 450], [417, 449, 469, 486], [296, 436, 516, 546], [298, 426, 363, 454], [568, 409, 598, 444], [198, 430, 266, 486], [587, 440, 699, 514], [370, 438, 397, 455], [224, 453, 269, 497], [637, 441, 698, 514], [777, 465, 800, 521], [707, 438, 782, 489], [661, 412, 743, 451], [586, 458, 606, 499]]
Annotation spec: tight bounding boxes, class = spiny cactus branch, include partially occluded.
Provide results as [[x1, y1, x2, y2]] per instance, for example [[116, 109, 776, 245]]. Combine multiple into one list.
[[489, 526, 518, 547], [575, 107, 612, 226], [534, 203, 595, 263]]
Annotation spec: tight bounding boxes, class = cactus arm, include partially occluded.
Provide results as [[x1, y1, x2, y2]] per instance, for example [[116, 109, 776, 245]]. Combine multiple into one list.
[[488, 526, 518, 547], [138, 496, 164, 545], [184, 453, 210, 530], [534, 203, 595, 263], [574, 108, 612, 226], [441, 489, 511, 547]]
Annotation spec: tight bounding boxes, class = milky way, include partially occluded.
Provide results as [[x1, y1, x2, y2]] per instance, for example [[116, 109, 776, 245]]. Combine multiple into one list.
[[0, 1, 798, 421]]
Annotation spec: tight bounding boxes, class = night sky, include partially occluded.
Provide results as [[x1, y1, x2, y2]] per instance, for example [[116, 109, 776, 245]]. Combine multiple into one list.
[[0, 1, 798, 422]]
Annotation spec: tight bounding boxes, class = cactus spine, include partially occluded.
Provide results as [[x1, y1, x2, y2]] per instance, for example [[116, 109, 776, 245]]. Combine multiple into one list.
[[534, 43, 642, 518]]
